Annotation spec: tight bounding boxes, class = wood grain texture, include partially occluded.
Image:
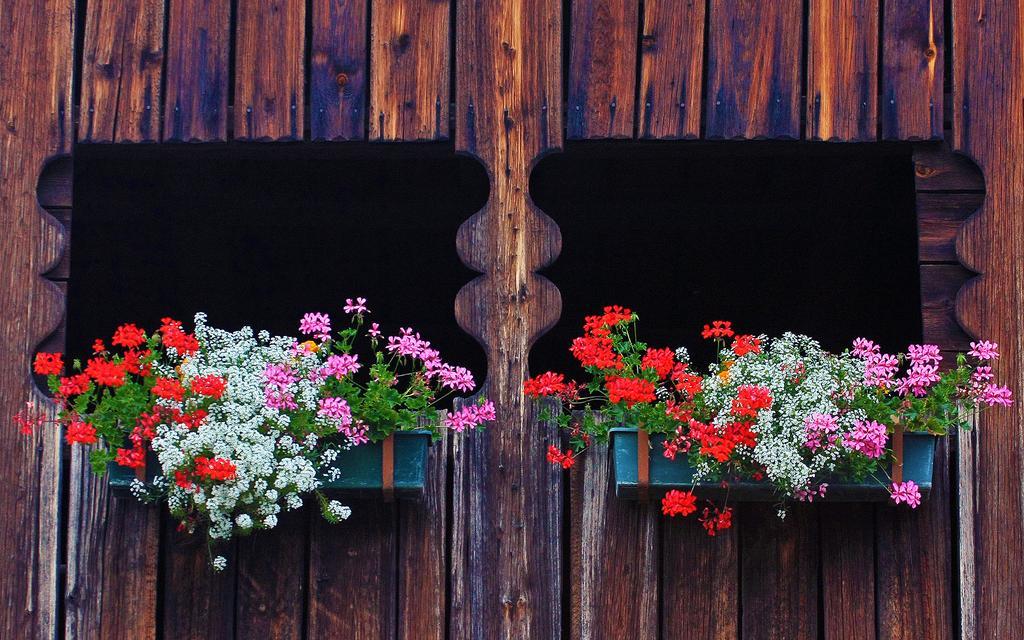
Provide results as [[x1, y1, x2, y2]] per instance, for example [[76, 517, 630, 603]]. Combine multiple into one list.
[[307, 501, 396, 639], [819, 504, 875, 640], [952, 2, 1024, 636], [740, 504, 818, 640], [920, 264, 973, 351], [570, 440, 658, 639], [956, 419, 978, 640], [0, 0, 72, 637], [453, 0, 563, 632], [662, 516, 739, 640], [397, 428, 447, 640], [161, 526, 236, 640], [234, 510, 307, 640], [913, 143, 986, 191], [882, 0, 943, 140], [637, 0, 704, 140], [806, 0, 878, 141], [163, 0, 230, 142], [310, 0, 368, 141], [568, 0, 640, 139], [369, 0, 450, 141], [917, 192, 985, 262], [65, 453, 160, 640], [79, 0, 165, 142], [706, 0, 803, 139], [876, 440, 953, 639], [234, 0, 306, 141]]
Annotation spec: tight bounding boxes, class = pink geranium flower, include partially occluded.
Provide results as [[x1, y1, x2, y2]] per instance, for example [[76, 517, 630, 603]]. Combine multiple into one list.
[[844, 420, 887, 459], [344, 297, 369, 314], [299, 313, 332, 341], [968, 340, 999, 361], [890, 480, 922, 508]]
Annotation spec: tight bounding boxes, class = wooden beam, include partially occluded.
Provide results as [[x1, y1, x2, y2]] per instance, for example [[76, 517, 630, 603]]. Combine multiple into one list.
[[234, 0, 306, 141], [79, 0, 165, 143], [636, 0, 705, 140], [882, 0, 943, 140], [163, 0, 231, 142], [568, 0, 640, 139], [310, 0, 369, 141], [369, 0, 451, 141]]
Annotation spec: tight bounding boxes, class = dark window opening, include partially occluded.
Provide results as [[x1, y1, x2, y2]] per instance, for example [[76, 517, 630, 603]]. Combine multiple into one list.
[[69, 144, 489, 378], [529, 142, 921, 375]]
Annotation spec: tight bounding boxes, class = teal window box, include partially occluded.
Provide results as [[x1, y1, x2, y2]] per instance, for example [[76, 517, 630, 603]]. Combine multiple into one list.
[[610, 428, 935, 502], [108, 430, 432, 500]]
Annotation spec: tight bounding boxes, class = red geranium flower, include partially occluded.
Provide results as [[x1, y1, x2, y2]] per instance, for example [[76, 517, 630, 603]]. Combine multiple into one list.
[[672, 364, 703, 396], [92, 339, 106, 354], [64, 419, 97, 445], [194, 456, 237, 481], [159, 318, 199, 355], [115, 445, 146, 469], [701, 320, 735, 340], [58, 373, 91, 397], [570, 334, 623, 370], [546, 445, 576, 469], [191, 375, 227, 399], [524, 372, 567, 398], [152, 377, 185, 401], [732, 334, 762, 356], [731, 385, 772, 417], [699, 506, 733, 536], [33, 352, 63, 376], [661, 489, 697, 517], [641, 347, 675, 379], [605, 376, 656, 407], [112, 323, 146, 349], [85, 357, 126, 387]]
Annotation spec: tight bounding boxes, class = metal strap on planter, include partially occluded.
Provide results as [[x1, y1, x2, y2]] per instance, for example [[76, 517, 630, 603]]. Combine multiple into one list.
[[637, 429, 650, 503], [382, 434, 395, 502], [892, 422, 904, 485]]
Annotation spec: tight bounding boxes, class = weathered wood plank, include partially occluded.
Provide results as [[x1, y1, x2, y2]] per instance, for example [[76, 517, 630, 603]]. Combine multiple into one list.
[[79, 0, 164, 143], [65, 452, 160, 640], [662, 514, 739, 640], [913, 143, 986, 192], [920, 264, 972, 351], [876, 440, 953, 639], [234, 0, 306, 141], [307, 501, 397, 639], [706, 0, 803, 139], [42, 208, 71, 281], [453, 0, 563, 632], [951, 3, 1024, 636], [0, 0, 72, 637], [917, 192, 984, 263], [570, 440, 658, 639], [806, 0, 878, 141], [819, 504, 875, 640], [882, 0, 943, 140], [163, 0, 231, 142], [161, 526, 236, 639], [636, 0, 704, 140], [568, 0, 640, 139], [397, 429, 447, 640], [234, 510, 307, 640], [740, 504, 818, 640], [310, 0, 368, 141], [369, 0, 450, 141], [37, 156, 73, 208], [956, 419, 978, 640]]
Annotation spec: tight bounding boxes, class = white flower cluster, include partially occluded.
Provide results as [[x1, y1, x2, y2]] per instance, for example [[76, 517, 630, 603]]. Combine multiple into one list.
[[702, 333, 866, 495], [149, 314, 348, 541]]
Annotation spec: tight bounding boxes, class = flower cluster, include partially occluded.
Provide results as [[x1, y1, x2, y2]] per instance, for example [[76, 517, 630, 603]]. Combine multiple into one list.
[[22, 299, 490, 569], [525, 308, 1013, 535]]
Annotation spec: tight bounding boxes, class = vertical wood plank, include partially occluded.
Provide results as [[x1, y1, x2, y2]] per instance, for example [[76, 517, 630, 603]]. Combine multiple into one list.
[[662, 515, 739, 640], [876, 440, 953, 639], [570, 441, 658, 639], [740, 504, 818, 640], [882, 0, 943, 140], [163, 0, 231, 142], [310, 0, 369, 141], [819, 504, 875, 640], [706, 0, 803, 139], [806, 0, 878, 141], [234, 0, 306, 141], [0, 0, 72, 636], [234, 510, 307, 640], [568, 0, 640, 139], [79, 0, 165, 143], [397, 429, 447, 640], [636, 0, 705, 140], [453, 0, 563, 632], [65, 454, 160, 640], [307, 501, 397, 639], [912, 144, 985, 191], [956, 420, 978, 640], [920, 264, 973, 351], [369, 0, 451, 141], [161, 526, 237, 640]]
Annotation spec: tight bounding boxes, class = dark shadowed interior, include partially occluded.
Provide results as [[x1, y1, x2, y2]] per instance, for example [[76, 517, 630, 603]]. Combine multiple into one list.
[[529, 142, 922, 375]]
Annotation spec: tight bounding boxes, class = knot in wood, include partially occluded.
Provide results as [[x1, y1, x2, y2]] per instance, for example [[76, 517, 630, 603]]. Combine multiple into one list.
[[925, 46, 937, 59], [335, 73, 349, 87], [641, 34, 657, 50]]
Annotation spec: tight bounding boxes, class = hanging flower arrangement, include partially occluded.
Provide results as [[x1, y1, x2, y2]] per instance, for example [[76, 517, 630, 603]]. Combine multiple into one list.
[[19, 298, 492, 569], [525, 306, 1012, 535]]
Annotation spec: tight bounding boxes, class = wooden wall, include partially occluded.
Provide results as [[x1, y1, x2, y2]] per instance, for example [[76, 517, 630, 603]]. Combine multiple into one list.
[[3, 0, 1023, 638]]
